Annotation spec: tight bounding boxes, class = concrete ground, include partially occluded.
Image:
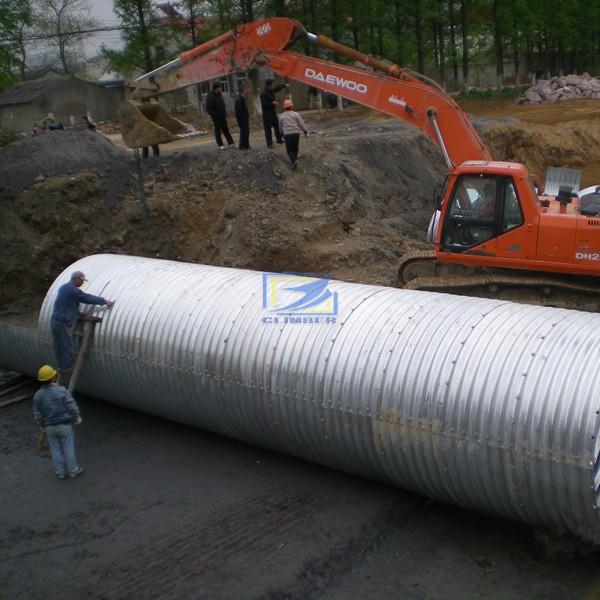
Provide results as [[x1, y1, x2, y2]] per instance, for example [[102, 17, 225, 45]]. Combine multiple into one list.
[[1, 393, 599, 600]]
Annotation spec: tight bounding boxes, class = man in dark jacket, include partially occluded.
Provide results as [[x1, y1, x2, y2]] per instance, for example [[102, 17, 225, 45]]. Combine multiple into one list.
[[51, 270, 114, 379], [33, 364, 84, 479], [235, 84, 251, 150], [260, 78, 289, 147], [205, 82, 234, 149]]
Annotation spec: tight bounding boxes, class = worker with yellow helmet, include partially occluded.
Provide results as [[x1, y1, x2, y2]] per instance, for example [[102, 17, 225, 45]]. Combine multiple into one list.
[[33, 364, 84, 479]]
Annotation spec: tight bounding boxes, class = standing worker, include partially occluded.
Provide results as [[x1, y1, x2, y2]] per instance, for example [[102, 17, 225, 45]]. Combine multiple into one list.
[[260, 79, 289, 148], [51, 270, 114, 384], [33, 364, 84, 479], [142, 144, 160, 158], [279, 99, 308, 169], [205, 82, 234, 149], [235, 84, 251, 150]]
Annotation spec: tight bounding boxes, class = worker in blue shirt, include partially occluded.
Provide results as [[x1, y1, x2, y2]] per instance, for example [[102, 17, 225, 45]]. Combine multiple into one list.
[[33, 364, 84, 479], [50, 270, 114, 380]]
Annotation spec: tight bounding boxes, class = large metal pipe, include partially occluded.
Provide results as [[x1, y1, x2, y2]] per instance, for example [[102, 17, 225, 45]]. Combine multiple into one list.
[[1, 254, 599, 542]]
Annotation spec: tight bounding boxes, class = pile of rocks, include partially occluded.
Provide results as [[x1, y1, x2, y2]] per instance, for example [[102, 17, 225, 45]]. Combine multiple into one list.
[[518, 73, 600, 103]]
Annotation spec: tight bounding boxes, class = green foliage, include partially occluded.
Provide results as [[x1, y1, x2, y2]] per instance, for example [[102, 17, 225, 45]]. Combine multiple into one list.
[[0, 0, 30, 83], [0, 127, 21, 146], [103, 0, 165, 76], [34, 0, 97, 74], [103, 0, 600, 87]]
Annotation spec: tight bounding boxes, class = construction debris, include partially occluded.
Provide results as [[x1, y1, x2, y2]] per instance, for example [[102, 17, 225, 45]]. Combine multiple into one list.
[[518, 73, 600, 103]]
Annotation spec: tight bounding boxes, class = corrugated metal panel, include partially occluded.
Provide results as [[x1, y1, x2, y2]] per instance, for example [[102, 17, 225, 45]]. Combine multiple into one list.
[[544, 166, 581, 195], [1, 253, 599, 542]]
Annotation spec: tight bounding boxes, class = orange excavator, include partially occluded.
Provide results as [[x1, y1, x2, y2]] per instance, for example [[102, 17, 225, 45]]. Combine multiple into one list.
[[123, 17, 600, 311]]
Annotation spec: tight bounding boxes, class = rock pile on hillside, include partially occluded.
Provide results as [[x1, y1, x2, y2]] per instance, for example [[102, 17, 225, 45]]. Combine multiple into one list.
[[518, 73, 600, 104]]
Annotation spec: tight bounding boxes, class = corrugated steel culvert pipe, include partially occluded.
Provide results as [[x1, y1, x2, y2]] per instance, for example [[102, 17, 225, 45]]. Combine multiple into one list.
[[1, 253, 599, 542]]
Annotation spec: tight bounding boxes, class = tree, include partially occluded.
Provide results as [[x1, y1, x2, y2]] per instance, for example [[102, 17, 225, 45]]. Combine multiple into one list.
[[412, 0, 425, 72], [103, 0, 161, 76], [34, 0, 97, 74], [459, 0, 468, 89], [240, 0, 255, 22], [0, 0, 31, 88], [92, 0, 600, 91], [434, 0, 446, 84], [447, 0, 459, 84], [206, 0, 234, 33], [492, 0, 504, 87]]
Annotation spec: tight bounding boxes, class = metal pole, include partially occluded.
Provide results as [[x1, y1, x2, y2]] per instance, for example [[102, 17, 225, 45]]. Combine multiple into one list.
[[134, 148, 151, 221]]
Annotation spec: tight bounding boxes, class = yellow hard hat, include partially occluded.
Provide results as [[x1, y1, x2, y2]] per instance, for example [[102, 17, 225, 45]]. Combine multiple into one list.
[[38, 364, 57, 382]]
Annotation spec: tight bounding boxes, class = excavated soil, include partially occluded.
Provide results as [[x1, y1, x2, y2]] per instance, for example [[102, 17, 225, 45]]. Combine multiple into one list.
[[466, 97, 600, 186], [5, 97, 600, 321], [0, 130, 134, 202], [0, 120, 444, 320]]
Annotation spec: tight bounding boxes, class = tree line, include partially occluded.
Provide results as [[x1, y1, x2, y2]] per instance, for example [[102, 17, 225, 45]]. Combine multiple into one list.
[[2, 0, 600, 92]]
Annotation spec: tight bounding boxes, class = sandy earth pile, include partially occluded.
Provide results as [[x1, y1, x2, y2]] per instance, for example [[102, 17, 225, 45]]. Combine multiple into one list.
[[518, 73, 600, 104], [481, 120, 600, 183], [0, 121, 445, 318]]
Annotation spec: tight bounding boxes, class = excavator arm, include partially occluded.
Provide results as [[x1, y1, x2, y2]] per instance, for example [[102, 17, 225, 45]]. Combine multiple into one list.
[[124, 18, 492, 166]]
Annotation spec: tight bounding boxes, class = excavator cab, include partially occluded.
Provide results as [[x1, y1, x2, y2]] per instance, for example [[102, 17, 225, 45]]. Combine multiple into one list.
[[440, 173, 524, 253]]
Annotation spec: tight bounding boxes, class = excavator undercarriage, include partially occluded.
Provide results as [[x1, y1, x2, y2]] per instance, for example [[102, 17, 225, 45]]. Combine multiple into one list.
[[398, 249, 600, 312]]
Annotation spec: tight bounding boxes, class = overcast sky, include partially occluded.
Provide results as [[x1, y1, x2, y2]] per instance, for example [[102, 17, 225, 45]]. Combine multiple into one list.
[[85, 0, 123, 57]]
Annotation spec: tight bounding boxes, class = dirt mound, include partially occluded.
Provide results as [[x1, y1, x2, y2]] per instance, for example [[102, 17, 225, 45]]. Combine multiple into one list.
[[0, 120, 445, 319], [481, 120, 600, 185], [166, 121, 444, 278], [0, 130, 135, 203]]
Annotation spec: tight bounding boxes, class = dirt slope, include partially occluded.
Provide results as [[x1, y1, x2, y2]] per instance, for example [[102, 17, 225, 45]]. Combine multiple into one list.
[[465, 97, 600, 186], [7, 98, 600, 320], [0, 121, 445, 319], [482, 121, 600, 186]]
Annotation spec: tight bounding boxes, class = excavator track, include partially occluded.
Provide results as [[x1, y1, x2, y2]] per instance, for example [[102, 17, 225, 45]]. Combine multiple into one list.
[[398, 249, 600, 312]]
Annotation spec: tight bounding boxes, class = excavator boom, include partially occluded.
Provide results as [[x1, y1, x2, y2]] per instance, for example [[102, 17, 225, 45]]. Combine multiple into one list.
[[124, 18, 491, 165]]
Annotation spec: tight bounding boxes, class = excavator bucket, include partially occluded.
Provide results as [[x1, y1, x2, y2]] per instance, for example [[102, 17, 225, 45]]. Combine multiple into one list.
[[119, 100, 193, 149]]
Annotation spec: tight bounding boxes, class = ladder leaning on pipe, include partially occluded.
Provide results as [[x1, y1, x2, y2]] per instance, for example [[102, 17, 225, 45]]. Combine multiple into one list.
[[65, 314, 102, 393]]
